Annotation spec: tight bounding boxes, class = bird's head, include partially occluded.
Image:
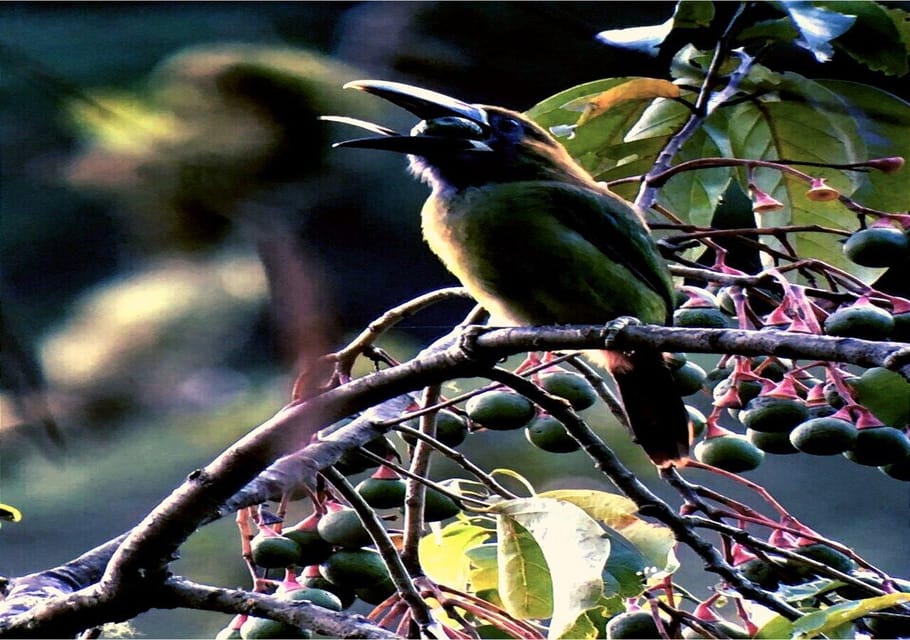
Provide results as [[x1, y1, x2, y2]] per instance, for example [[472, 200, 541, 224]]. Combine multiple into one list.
[[323, 80, 596, 191]]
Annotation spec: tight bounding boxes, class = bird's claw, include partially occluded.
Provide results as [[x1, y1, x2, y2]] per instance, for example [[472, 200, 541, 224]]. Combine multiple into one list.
[[603, 316, 641, 350]]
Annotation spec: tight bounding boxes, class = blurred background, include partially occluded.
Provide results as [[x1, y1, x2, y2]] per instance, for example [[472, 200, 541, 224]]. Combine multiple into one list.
[[1, 3, 907, 637]]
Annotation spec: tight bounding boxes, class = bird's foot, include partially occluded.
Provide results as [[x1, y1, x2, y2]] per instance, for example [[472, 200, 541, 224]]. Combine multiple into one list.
[[602, 316, 641, 350]]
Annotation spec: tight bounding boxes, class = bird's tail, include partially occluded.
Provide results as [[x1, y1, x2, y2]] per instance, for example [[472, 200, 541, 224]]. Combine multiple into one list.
[[599, 349, 691, 468]]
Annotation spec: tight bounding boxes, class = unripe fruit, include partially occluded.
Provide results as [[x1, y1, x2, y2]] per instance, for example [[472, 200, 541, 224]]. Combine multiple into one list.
[[748, 428, 799, 454], [316, 507, 372, 548], [354, 577, 396, 604], [605, 611, 660, 639], [320, 548, 389, 588], [250, 533, 302, 568], [402, 409, 468, 446], [525, 414, 580, 453], [793, 544, 855, 575], [740, 396, 808, 433], [844, 426, 910, 466], [672, 361, 707, 396], [739, 557, 780, 590], [538, 371, 598, 410], [789, 417, 857, 455], [673, 307, 733, 329], [422, 488, 461, 521], [301, 573, 356, 609], [355, 476, 407, 509], [712, 376, 761, 407], [694, 435, 764, 472], [279, 587, 343, 611], [824, 304, 894, 340], [283, 520, 333, 567], [843, 226, 909, 268], [465, 391, 535, 431]]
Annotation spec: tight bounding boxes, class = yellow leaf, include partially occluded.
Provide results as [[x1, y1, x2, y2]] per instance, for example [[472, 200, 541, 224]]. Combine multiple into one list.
[[562, 78, 681, 126]]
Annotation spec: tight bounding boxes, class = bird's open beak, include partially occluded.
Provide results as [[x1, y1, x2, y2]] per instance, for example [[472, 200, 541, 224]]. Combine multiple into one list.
[[321, 80, 493, 154]]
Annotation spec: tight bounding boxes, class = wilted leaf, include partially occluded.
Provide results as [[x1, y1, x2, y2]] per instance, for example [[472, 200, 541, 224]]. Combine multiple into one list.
[[538, 489, 638, 528], [562, 79, 681, 126], [792, 593, 910, 638]]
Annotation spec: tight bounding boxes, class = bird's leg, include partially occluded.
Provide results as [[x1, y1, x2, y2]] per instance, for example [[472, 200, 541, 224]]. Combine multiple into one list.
[[602, 316, 642, 351]]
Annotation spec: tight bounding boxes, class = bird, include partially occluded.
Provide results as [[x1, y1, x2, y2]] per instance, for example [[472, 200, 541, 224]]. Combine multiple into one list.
[[325, 80, 689, 467]]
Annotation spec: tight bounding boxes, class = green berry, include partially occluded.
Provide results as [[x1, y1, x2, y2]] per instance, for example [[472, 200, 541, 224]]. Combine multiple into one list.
[[423, 488, 461, 521], [250, 533, 302, 569], [402, 409, 468, 446], [672, 361, 707, 396], [694, 435, 764, 472], [748, 428, 799, 454], [844, 426, 910, 466], [605, 611, 660, 639], [789, 417, 857, 455], [525, 414, 580, 453], [686, 406, 707, 439], [316, 508, 372, 548], [279, 587, 343, 611], [320, 548, 390, 588], [282, 523, 332, 567], [465, 391, 535, 431], [824, 304, 894, 340], [740, 396, 809, 433], [843, 226, 909, 268], [673, 307, 733, 329], [539, 370, 598, 410], [356, 477, 407, 509]]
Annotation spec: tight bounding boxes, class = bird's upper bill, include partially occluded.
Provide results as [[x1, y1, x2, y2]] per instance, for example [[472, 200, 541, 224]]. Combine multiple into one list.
[[322, 80, 495, 155]]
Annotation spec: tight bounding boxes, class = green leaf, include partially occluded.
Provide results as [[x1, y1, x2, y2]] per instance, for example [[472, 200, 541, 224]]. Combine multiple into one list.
[[725, 73, 888, 282], [493, 497, 612, 636], [496, 514, 553, 619], [757, 592, 910, 639], [419, 518, 493, 588], [674, 0, 715, 29], [601, 527, 649, 597], [817, 80, 910, 212], [792, 593, 910, 638], [657, 122, 733, 227], [817, 1, 909, 76], [779, 0, 856, 63], [851, 367, 910, 428], [466, 543, 502, 593]]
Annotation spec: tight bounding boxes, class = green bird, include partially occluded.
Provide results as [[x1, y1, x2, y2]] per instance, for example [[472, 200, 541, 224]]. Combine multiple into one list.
[[327, 80, 689, 467]]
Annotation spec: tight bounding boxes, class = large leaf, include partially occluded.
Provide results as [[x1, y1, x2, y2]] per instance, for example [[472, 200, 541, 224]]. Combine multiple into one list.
[[757, 592, 910, 639], [725, 73, 889, 282], [493, 497, 612, 638], [817, 80, 910, 212]]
